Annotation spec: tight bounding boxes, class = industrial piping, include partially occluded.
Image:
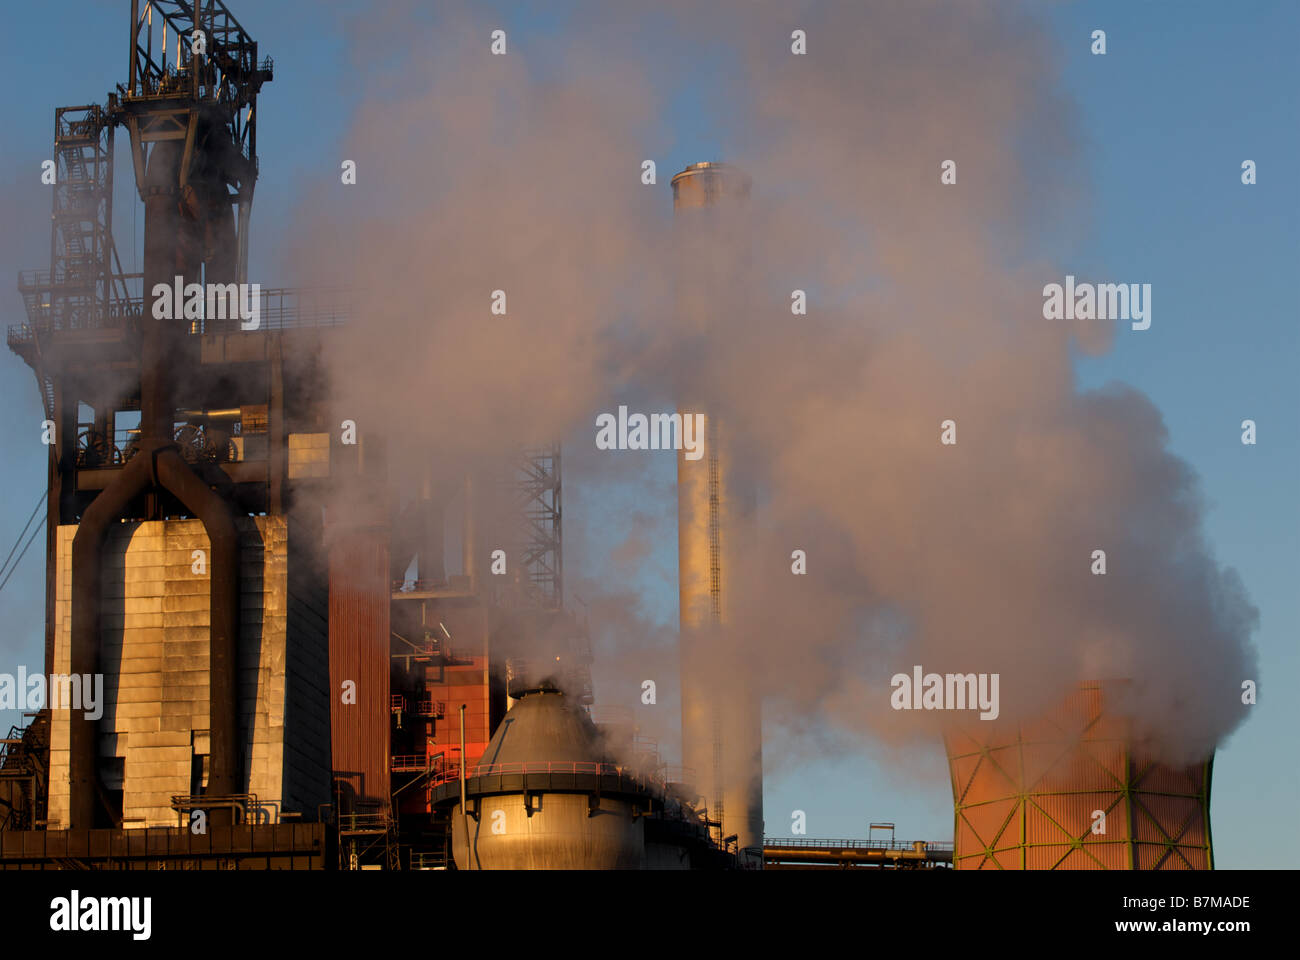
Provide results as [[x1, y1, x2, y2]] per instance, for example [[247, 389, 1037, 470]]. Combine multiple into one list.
[[66, 137, 244, 828]]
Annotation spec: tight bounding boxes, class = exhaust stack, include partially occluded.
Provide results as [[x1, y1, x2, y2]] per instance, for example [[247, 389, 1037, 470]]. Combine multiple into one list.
[[672, 162, 763, 864]]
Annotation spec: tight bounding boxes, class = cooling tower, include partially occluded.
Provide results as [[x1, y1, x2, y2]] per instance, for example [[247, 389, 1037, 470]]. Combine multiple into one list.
[[672, 162, 764, 864], [945, 684, 1213, 870]]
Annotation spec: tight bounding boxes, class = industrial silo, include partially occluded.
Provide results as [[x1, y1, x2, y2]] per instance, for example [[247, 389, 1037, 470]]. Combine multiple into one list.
[[438, 678, 650, 869], [945, 683, 1213, 869]]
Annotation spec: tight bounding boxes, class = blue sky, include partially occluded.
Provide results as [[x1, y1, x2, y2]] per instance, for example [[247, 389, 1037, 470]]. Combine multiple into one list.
[[1049, 2, 1298, 869], [2, 1, 1295, 867]]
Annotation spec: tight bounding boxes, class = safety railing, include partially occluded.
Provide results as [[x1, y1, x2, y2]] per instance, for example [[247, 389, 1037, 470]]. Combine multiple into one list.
[[414, 698, 446, 718], [391, 754, 441, 773], [9, 284, 351, 341], [392, 756, 673, 800], [337, 811, 391, 833], [428, 760, 663, 792], [393, 579, 460, 593], [763, 837, 954, 852], [389, 696, 445, 718], [170, 793, 260, 825], [410, 850, 449, 870], [390, 638, 443, 661], [0, 727, 29, 773], [661, 765, 695, 785]]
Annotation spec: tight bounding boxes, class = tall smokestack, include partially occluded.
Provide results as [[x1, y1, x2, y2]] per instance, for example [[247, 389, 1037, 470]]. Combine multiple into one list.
[[672, 162, 763, 864]]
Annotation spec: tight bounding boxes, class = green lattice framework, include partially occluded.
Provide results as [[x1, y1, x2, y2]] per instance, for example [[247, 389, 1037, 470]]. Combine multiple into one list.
[[945, 687, 1214, 870]]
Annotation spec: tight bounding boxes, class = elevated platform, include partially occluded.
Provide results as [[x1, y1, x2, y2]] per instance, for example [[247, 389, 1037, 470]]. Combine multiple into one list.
[[763, 837, 954, 869], [0, 823, 326, 870]]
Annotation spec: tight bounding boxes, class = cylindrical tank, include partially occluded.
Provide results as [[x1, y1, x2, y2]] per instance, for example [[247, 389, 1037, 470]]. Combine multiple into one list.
[[945, 683, 1213, 869], [452, 792, 645, 870], [449, 688, 646, 869], [671, 161, 752, 211], [672, 162, 764, 864]]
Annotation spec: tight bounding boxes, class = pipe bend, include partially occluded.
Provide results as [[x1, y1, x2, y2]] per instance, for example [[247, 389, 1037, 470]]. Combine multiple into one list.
[[154, 449, 239, 545], [67, 446, 159, 828], [68, 442, 244, 827], [153, 448, 242, 813]]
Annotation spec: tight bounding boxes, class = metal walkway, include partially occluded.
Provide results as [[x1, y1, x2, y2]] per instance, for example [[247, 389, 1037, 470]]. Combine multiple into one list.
[[763, 837, 954, 869]]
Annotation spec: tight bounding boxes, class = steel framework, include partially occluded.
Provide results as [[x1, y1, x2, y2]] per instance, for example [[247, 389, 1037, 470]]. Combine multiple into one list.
[[0, 716, 49, 832], [947, 686, 1216, 870], [509, 444, 563, 608], [117, 0, 272, 283]]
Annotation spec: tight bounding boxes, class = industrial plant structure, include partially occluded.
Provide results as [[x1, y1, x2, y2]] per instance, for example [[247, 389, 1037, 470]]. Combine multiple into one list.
[[945, 683, 1214, 870], [0, 0, 1215, 872], [0, 0, 746, 871], [672, 161, 765, 867]]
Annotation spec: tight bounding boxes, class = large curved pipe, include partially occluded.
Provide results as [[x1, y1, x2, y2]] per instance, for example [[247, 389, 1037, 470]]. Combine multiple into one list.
[[140, 140, 186, 442], [68, 452, 242, 828], [66, 120, 245, 830], [69, 442, 157, 826], [154, 448, 242, 807]]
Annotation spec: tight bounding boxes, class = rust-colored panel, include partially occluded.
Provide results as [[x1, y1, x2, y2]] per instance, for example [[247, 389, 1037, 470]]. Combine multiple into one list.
[[1140, 845, 1186, 870], [964, 798, 1016, 848], [949, 753, 982, 802], [1133, 795, 1196, 843], [1024, 799, 1079, 845], [1041, 748, 1120, 793], [1173, 845, 1210, 870], [1020, 740, 1065, 787], [327, 516, 391, 812], [1134, 762, 1203, 795], [954, 820, 981, 858], [1034, 792, 1126, 842], [395, 600, 496, 814], [990, 846, 1022, 869], [1080, 840, 1130, 869], [1088, 738, 1128, 782], [1059, 847, 1112, 870], [1026, 844, 1073, 870], [1002, 803, 1023, 853], [945, 683, 1213, 870], [1056, 691, 1093, 731], [969, 747, 1019, 797], [945, 727, 986, 757]]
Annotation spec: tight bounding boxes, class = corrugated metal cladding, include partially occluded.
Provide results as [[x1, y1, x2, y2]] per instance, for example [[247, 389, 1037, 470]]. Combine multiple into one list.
[[418, 603, 491, 812], [946, 685, 1213, 870], [327, 519, 391, 813]]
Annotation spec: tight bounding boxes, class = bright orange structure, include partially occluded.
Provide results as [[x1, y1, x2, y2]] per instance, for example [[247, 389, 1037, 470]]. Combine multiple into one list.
[[945, 684, 1213, 870]]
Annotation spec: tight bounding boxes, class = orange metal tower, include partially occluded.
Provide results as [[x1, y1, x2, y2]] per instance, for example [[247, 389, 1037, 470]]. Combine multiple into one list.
[[946, 683, 1213, 869]]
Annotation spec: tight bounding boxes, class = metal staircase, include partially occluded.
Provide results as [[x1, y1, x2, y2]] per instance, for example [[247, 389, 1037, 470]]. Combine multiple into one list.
[[0, 713, 50, 832]]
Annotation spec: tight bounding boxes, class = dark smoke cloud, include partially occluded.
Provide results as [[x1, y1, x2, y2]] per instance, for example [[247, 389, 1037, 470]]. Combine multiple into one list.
[[284, 0, 1257, 767]]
